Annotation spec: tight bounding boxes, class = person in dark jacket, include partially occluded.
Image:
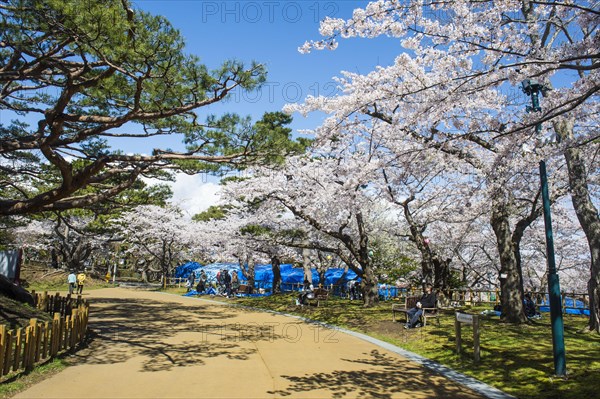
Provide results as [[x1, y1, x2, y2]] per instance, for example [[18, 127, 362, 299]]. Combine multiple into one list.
[[223, 269, 232, 297], [524, 293, 540, 319], [404, 283, 437, 329], [196, 270, 207, 294]]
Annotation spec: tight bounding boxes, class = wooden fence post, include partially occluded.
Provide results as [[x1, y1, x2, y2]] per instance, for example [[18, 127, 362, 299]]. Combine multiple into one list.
[[82, 305, 89, 342], [25, 319, 37, 372], [34, 321, 42, 363], [70, 310, 78, 350], [53, 292, 60, 314], [41, 322, 49, 361], [61, 315, 67, 351], [3, 330, 13, 376], [51, 313, 60, 357], [0, 324, 6, 377], [0, 325, 5, 376], [23, 325, 31, 372], [41, 292, 48, 312], [13, 328, 23, 372]]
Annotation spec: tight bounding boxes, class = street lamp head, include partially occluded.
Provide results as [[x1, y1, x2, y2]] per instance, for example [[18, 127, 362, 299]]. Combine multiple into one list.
[[521, 79, 540, 95], [521, 79, 549, 96]]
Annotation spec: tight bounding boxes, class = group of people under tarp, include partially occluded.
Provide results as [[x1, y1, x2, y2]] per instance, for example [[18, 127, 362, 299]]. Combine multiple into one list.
[[187, 268, 241, 298]]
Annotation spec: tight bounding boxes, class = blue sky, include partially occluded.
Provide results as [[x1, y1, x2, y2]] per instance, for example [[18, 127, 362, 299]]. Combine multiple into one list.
[[128, 0, 399, 151], [126, 1, 400, 214]]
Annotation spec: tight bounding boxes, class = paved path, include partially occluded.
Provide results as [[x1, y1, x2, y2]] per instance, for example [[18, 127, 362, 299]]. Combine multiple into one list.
[[15, 288, 491, 399]]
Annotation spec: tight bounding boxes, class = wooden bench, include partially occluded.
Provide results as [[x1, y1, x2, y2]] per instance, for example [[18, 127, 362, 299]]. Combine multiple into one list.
[[307, 288, 329, 307], [392, 296, 440, 326], [237, 284, 251, 295]]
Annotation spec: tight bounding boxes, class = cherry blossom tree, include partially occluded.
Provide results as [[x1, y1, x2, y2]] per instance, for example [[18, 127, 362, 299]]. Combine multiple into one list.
[[12, 214, 117, 274], [290, 0, 597, 324], [221, 154, 395, 306], [118, 205, 197, 287], [192, 211, 274, 292]]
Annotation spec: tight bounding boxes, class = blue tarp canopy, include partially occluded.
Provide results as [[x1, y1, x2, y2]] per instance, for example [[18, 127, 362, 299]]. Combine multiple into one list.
[[539, 296, 589, 315], [174, 262, 243, 283], [174, 261, 358, 291]]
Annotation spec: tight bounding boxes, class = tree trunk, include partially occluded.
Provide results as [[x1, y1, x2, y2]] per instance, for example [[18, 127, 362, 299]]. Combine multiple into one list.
[[512, 193, 542, 298], [302, 248, 313, 284], [316, 252, 335, 288], [433, 257, 451, 291], [491, 198, 527, 323], [51, 248, 59, 269], [317, 269, 326, 287], [360, 264, 379, 307], [239, 254, 256, 294], [512, 227, 526, 300], [432, 256, 452, 304], [141, 268, 149, 283], [353, 212, 378, 307], [402, 198, 435, 285], [271, 255, 282, 294], [557, 120, 600, 333]]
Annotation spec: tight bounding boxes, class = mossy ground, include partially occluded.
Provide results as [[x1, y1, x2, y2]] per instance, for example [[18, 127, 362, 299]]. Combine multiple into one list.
[[0, 359, 67, 399]]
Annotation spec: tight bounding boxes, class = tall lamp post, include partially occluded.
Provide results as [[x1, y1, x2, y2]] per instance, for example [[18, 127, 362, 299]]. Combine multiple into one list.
[[521, 79, 567, 376]]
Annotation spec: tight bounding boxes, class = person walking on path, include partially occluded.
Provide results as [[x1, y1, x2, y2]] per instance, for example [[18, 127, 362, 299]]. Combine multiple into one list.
[[67, 271, 77, 295], [76, 272, 86, 294]]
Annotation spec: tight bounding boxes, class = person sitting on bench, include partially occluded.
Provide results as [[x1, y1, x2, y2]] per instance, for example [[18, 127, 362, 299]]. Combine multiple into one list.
[[297, 280, 314, 306], [404, 283, 436, 329]]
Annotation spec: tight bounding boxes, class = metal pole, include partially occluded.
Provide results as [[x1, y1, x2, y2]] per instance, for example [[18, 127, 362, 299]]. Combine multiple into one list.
[[539, 161, 567, 376], [524, 81, 567, 376]]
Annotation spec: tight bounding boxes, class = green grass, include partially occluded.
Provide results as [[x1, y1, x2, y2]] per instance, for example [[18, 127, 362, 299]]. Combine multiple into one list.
[[0, 358, 67, 398], [189, 292, 600, 399]]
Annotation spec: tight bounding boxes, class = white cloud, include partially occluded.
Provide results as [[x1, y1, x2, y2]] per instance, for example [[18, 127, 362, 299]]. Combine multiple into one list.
[[166, 174, 222, 217]]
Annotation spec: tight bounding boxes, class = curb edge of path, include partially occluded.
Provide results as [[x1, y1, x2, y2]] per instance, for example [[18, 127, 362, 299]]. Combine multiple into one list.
[[161, 291, 517, 399]]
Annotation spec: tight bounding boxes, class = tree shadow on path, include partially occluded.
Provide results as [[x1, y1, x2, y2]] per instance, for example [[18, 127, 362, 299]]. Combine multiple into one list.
[[268, 349, 485, 399], [72, 296, 285, 372]]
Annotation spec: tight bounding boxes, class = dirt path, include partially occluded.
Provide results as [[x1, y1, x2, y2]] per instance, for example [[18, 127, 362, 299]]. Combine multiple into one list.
[[15, 288, 491, 398]]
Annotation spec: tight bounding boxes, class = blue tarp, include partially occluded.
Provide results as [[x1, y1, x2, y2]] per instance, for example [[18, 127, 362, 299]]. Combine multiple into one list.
[[175, 262, 243, 284], [538, 295, 589, 315], [174, 261, 359, 292], [174, 262, 201, 278], [539, 306, 590, 316]]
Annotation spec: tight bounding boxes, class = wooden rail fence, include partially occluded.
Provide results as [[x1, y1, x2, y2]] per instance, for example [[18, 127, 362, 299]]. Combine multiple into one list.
[[0, 292, 89, 380], [31, 291, 87, 317]]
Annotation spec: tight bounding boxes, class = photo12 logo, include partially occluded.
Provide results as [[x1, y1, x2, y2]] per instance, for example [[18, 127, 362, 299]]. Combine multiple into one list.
[[229, 80, 340, 104], [200, 2, 340, 24], [197, 322, 340, 343]]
